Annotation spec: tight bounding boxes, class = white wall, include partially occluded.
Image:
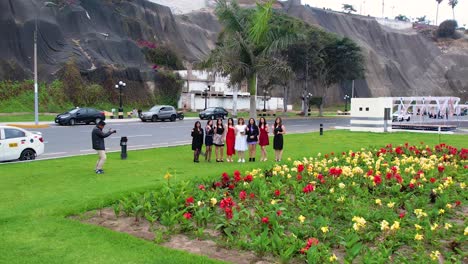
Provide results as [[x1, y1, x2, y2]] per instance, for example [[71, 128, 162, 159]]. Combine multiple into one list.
[[178, 93, 284, 111], [350, 98, 393, 133], [149, 0, 207, 14], [376, 18, 413, 30]]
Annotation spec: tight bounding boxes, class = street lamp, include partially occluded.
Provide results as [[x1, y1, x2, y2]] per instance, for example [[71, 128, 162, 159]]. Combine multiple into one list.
[[262, 89, 269, 112], [115, 81, 126, 119], [204, 85, 211, 110], [306, 93, 313, 116], [344, 95, 350, 112], [33, 1, 58, 125]]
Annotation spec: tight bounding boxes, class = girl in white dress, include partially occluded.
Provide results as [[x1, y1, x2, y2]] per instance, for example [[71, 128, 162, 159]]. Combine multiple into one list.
[[235, 117, 248, 163]]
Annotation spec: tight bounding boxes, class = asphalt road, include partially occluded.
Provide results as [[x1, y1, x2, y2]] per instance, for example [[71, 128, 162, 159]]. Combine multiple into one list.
[[33, 117, 351, 160]]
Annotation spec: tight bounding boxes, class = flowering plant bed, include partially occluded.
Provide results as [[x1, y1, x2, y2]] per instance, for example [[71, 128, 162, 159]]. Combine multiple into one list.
[[111, 143, 467, 263]]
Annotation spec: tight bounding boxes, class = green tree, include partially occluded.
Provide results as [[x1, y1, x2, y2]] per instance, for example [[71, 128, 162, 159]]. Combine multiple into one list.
[[342, 4, 357, 14], [435, 0, 443, 25], [448, 0, 458, 20], [203, 0, 303, 118]]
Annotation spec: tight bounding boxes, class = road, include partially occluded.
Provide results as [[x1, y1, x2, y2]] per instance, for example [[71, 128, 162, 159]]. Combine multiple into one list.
[[33, 117, 351, 160]]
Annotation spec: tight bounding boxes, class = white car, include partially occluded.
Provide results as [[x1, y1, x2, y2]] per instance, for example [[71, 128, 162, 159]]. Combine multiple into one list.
[[0, 126, 45, 162]]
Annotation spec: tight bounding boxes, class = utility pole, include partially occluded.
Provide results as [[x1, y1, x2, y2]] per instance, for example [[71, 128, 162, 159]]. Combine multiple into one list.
[[34, 17, 38, 125], [382, 0, 385, 18]]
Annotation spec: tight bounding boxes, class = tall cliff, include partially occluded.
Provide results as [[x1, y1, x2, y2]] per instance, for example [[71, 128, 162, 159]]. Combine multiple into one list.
[[0, 0, 466, 103]]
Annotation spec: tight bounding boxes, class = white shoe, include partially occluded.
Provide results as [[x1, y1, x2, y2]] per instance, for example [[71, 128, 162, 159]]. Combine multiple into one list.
[[238, 159, 242, 163], [242, 159, 245, 163], [264, 158, 267, 162]]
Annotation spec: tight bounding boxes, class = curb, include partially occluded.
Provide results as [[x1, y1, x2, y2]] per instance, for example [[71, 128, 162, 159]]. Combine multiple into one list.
[[6, 124, 50, 129]]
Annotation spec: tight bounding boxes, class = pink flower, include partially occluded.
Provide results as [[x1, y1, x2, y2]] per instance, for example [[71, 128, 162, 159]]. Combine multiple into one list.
[[183, 212, 192, 220], [198, 184, 205, 191], [239, 190, 247, 201], [276, 210, 282, 216], [186, 196, 194, 205], [261, 217, 269, 224], [399, 212, 405, 218]]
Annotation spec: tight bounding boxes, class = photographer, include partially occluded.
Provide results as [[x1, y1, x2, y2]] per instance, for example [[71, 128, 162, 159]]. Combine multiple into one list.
[[92, 121, 116, 174]]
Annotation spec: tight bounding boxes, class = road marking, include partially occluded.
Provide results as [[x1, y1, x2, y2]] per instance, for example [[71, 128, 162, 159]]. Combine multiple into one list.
[[110, 134, 152, 139], [42, 152, 67, 156]]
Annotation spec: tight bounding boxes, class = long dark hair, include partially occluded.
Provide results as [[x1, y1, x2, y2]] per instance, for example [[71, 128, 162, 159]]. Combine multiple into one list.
[[194, 121, 201, 131], [258, 117, 267, 128], [206, 119, 213, 129], [216, 118, 224, 129], [248, 117, 257, 129], [274, 117, 282, 128], [227, 118, 234, 127]]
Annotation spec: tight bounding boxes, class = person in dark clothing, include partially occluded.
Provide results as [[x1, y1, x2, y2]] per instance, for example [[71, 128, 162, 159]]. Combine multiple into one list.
[[191, 121, 204, 163], [92, 121, 116, 174], [205, 120, 214, 162], [273, 117, 286, 162], [246, 118, 259, 162]]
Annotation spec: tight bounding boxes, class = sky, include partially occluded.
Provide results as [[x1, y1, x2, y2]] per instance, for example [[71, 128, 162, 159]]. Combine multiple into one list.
[[302, 0, 468, 26]]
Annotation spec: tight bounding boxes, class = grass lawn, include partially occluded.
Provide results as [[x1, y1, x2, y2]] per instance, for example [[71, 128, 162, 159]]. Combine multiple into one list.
[[0, 130, 466, 263], [0, 114, 57, 123]]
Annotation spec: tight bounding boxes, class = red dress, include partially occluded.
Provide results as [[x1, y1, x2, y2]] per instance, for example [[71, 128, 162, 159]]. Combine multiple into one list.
[[259, 125, 269, 146], [226, 126, 236, 155]]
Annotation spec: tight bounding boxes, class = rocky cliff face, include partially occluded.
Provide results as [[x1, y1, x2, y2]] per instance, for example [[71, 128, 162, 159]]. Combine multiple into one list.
[[0, 0, 466, 103]]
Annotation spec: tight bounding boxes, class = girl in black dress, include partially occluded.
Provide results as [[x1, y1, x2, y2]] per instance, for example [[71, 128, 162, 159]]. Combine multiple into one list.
[[246, 118, 259, 162], [213, 118, 225, 162], [273, 117, 286, 162], [191, 121, 204, 163], [205, 120, 214, 162]]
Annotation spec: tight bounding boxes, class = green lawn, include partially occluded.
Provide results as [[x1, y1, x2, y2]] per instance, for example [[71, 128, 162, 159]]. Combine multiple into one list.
[[0, 114, 57, 123], [0, 131, 466, 264]]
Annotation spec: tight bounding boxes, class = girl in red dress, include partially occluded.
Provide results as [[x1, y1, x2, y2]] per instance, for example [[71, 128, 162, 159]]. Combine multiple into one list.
[[258, 117, 269, 161], [225, 118, 236, 162]]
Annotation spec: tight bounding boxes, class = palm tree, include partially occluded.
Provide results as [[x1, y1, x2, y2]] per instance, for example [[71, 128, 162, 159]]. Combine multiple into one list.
[[448, 0, 458, 20], [435, 0, 443, 25], [203, 0, 304, 118]]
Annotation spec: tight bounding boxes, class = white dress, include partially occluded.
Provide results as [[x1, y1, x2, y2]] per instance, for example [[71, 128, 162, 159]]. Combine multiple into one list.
[[235, 124, 248, 151]]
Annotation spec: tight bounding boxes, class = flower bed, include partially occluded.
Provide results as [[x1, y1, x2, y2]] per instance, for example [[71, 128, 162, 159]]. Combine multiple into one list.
[[113, 143, 467, 263]]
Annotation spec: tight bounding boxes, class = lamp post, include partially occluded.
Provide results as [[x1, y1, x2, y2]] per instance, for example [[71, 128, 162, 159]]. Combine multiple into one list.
[[115, 81, 126, 119], [344, 95, 350, 112], [306, 92, 312, 116], [262, 89, 269, 112], [33, 1, 58, 125], [204, 85, 210, 110]]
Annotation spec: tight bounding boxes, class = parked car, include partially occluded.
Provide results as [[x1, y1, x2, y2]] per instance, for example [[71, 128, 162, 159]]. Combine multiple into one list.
[[199, 107, 229, 120], [140, 105, 178, 122], [55, 107, 105, 126], [0, 126, 44, 161]]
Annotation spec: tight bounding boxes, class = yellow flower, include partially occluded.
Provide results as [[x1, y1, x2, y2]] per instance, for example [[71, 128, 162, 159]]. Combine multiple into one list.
[[387, 202, 395, 208], [444, 223, 452, 230], [390, 221, 400, 231], [270, 199, 277, 205], [298, 215, 306, 223], [461, 182, 466, 189], [210, 198, 217, 206], [164, 172, 172, 180], [414, 209, 427, 218], [380, 220, 390, 231], [438, 209, 445, 215], [430, 223, 438, 231], [375, 199, 382, 206], [464, 226, 468, 236], [430, 251, 440, 261], [414, 233, 424, 241], [446, 203, 453, 209], [414, 224, 422, 230], [329, 188, 335, 193], [352, 216, 366, 231], [338, 183, 346, 189], [329, 254, 338, 262], [321, 226, 329, 233], [337, 196, 345, 203], [197, 201, 204, 207]]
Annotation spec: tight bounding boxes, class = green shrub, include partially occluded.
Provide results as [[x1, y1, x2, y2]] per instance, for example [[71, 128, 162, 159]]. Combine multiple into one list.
[[153, 71, 183, 107], [143, 46, 185, 70], [436, 20, 458, 38]]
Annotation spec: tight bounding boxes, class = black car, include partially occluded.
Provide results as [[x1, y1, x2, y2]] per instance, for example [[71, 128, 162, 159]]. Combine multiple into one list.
[[199, 107, 229, 120], [55, 107, 106, 126]]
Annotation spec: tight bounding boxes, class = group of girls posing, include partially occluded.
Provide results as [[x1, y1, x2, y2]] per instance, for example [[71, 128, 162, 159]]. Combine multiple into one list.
[[191, 117, 286, 163]]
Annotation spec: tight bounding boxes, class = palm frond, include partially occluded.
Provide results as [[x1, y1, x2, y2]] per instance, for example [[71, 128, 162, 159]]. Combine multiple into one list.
[[248, 0, 273, 45]]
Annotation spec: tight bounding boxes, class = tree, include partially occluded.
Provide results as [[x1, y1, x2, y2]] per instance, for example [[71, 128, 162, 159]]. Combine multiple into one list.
[[448, 0, 458, 20], [342, 4, 357, 14], [416, 15, 428, 24], [435, 0, 443, 25], [436, 20, 458, 38], [395, 14, 410, 22], [203, 0, 304, 118]]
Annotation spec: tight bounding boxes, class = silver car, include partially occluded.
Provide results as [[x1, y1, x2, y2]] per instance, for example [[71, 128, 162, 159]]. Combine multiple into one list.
[[140, 105, 178, 122]]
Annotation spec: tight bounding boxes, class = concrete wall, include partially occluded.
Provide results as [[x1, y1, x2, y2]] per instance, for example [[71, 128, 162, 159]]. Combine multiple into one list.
[[350, 98, 393, 133], [149, 0, 208, 14], [178, 93, 285, 111]]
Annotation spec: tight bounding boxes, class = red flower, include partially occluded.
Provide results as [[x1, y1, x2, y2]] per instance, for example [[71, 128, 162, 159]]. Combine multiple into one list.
[[183, 212, 192, 220], [186, 196, 194, 205], [274, 189, 281, 197], [386, 172, 393, 180], [430, 177, 436, 183], [409, 183, 415, 189], [464, 165, 468, 169], [222, 172, 230, 183], [198, 184, 205, 191], [234, 174, 242, 182], [297, 174, 303, 181], [261, 217, 269, 224], [276, 210, 282, 216], [399, 212, 405, 218], [214, 182, 222, 187], [455, 200, 461, 206], [303, 183, 315, 193], [234, 170, 241, 177], [307, 238, 319, 247], [224, 207, 233, 219], [239, 190, 247, 201], [228, 184, 235, 190], [366, 170, 374, 176], [297, 164, 305, 173], [220, 197, 235, 209], [244, 174, 253, 182], [395, 174, 403, 184], [438, 165, 445, 173], [373, 175, 382, 185], [249, 193, 255, 199]]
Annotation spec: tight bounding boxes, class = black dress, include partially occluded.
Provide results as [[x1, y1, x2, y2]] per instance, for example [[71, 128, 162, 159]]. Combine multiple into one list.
[[246, 124, 259, 143], [205, 126, 214, 146], [273, 126, 283, 150], [191, 128, 204, 151]]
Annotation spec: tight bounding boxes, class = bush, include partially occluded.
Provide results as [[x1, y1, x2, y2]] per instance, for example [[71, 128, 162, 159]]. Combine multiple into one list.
[[143, 45, 185, 70], [153, 71, 183, 107], [436, 20, 458, 38]]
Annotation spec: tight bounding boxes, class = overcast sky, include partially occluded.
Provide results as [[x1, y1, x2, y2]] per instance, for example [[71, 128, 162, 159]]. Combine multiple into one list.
[[302, 0, 467, 26]]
